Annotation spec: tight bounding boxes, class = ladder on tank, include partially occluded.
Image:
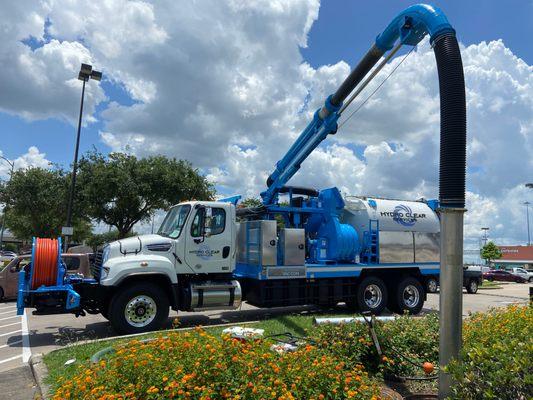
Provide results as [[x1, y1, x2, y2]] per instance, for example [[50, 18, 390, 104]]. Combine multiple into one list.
[[361, 219, 379, 264]]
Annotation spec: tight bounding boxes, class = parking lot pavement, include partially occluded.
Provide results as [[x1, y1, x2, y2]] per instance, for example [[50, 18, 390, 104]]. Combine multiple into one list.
[[18, 282, 530, 361], [0, 302, 31, 373]]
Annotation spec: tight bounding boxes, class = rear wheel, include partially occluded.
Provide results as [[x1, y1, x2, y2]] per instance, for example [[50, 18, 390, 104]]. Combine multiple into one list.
[[389, 277, 425, 315], [356, 277, 388, 314], [0, 287, 4, 301], [108, 283, 169, 334], [466, 279, 478, 294], [529, 277, 533, 283]]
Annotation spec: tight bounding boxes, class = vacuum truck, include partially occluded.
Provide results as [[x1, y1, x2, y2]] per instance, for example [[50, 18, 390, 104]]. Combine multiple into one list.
[[17, 3, 465, 334]]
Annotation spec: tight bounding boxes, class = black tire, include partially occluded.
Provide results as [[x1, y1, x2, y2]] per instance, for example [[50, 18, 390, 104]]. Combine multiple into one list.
[[100, 304, 109, 320], [0, 287, 4, 301], [356, 276, 388, 314], [466, 279, 478, 294], [529, 277, 533, 283], [108, 283, 169, 335], [389, 277, 425, 315], [426, 277, 438, 293]]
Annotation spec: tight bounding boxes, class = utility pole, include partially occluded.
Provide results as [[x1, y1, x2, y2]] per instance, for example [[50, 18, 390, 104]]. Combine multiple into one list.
[[0, 156, 15, 250], [64, 64, 102, 251]]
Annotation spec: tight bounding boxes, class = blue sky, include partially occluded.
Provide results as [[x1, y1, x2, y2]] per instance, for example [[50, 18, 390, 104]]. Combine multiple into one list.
[[1, 1, 530, 171], [0, 1, 531, 248]]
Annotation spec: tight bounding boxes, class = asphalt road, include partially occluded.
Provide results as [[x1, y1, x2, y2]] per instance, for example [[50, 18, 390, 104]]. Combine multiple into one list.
[[0, 282, 530, 371]]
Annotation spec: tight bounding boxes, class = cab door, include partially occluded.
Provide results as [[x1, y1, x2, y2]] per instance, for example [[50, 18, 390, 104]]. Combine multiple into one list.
[[184, 205, 233, 274]]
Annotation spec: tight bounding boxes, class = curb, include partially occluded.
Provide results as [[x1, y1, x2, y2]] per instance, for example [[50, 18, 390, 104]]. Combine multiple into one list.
[[29, 354, 50, 400]]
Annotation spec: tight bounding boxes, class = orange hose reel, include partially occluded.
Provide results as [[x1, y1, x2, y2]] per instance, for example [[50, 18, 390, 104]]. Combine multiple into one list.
[[30, 238, 60, 290]]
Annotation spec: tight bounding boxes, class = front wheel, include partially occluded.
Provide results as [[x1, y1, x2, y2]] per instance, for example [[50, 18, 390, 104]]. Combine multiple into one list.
[[466, 279, 478, 294], [355, 277, 388, 314], [108, 283, 169, 334], [389, 277, 425, 315], [529, 277, 533, 283]]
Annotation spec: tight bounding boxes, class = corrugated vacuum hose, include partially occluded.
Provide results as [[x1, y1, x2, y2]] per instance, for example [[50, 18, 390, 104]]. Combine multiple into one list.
[[30, 237, 60, 289]]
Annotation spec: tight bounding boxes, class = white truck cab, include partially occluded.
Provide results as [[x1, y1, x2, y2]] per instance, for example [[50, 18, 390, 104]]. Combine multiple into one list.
[[92, 201, 241, 333], [101, 201, 236, 287]]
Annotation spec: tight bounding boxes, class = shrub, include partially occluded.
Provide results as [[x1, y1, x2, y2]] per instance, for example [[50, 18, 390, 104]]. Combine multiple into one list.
[[52, 327, 381, 400], [312, 314, 439, 378], [447, 305, 532, 400]]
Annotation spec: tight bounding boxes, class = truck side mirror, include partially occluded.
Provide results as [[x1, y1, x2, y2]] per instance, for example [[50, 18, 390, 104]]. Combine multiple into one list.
[[203, 207, 213, 238], [9, 265, 18, 273]]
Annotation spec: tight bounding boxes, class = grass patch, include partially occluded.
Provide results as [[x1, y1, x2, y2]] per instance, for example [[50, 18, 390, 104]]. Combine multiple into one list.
[[479, 280, 502, 289]]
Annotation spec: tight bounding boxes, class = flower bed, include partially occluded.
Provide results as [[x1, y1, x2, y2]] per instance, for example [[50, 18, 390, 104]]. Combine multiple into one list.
[[47, 305, 531, 400], [447, 305, 532, 399], [52, 328, 381, 400]]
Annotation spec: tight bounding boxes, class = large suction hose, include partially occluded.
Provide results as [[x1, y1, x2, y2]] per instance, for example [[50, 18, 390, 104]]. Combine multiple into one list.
[[434, 34, 466, 208]]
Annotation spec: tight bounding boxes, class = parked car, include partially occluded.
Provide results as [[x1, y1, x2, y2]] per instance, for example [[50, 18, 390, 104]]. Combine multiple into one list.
[[0, 253, 92, 300], [0, 250, 17, 263], [505, 267, 533, 282], [483, 269, 527, 283], [425, 266, 483, 294]]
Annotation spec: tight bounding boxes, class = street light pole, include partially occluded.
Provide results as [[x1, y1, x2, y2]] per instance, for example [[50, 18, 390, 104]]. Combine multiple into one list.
[[481, 227, 489, 266], [525, 201, 531, 246], [64, 64, 102, 251], [0, 156, 15, 250]]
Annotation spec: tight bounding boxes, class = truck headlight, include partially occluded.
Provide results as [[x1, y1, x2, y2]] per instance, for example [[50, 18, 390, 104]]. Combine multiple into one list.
[[102, 245, 111, 263], [100, 266, 110, 280]]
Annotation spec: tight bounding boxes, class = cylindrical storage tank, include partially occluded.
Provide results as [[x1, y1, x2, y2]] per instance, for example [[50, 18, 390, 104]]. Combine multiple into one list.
[[342, 197, 439, 233], [341, 197, 440, 263]]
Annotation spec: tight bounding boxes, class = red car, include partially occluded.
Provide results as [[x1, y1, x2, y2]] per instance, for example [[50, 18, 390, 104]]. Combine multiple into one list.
[[483, 269, 527, 283]]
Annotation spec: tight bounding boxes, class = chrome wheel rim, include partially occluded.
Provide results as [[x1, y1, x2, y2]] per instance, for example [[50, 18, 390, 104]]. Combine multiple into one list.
[[364, 284, 383, 308], [125, 295, 157, 327], [470, 281, 477, 291], [428, 279, 437, 292], [403, 285, 420, 308]]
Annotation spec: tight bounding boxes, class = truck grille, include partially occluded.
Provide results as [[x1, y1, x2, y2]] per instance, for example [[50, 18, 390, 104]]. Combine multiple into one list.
[[91, 249, 103, 280]]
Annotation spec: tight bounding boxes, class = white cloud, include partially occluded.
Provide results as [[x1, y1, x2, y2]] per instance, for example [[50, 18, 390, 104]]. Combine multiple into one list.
[[0, 146, 52, 179], [0, 1, 531, 248]]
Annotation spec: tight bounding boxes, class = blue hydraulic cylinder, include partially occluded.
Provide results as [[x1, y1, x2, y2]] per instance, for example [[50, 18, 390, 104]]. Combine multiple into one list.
[[261, 96, 341, 205]]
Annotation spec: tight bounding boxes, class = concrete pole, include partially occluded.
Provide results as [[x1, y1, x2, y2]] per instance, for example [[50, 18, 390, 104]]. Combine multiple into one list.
[[439, 207, 465, 399]]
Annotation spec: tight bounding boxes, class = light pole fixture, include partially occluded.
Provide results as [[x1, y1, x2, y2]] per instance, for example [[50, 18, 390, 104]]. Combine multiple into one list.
[[0, 156, 15, 250], [525, 201, 531, 246], [481, 227, 489, 246], [64, 63, 102, 250], [481, 227, 490, 266]]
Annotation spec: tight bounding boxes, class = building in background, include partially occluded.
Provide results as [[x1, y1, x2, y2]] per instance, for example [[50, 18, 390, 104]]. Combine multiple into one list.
[[494, 245, 533, 270]]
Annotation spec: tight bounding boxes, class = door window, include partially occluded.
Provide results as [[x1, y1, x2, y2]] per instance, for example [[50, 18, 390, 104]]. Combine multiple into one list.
[[191, 208, 226, 237]]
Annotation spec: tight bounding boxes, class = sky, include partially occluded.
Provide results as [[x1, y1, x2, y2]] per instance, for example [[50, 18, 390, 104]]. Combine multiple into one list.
[[0, 0, 531, 261]]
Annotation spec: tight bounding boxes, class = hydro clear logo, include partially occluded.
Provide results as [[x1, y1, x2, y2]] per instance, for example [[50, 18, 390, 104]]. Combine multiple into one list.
[[392, 204, 417, 227]]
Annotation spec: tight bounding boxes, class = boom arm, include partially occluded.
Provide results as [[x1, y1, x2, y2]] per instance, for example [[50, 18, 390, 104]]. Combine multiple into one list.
[[260, 4, 456, 205]]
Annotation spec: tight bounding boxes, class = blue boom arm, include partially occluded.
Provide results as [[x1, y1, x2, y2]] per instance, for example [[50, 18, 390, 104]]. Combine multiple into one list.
[[260, 4, 453, 206]]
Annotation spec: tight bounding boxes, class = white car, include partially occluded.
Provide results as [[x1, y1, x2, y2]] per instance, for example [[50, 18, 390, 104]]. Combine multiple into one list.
[[0, 251, 17, 263], [507, 267, 533, 282]]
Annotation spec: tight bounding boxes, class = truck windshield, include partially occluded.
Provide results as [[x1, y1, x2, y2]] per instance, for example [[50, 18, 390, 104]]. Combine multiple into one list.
[[158, 204, 191, 239]]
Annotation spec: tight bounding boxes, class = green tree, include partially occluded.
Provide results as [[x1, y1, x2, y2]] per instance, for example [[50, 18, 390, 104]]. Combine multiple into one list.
[[77, 151, 214, 238], [0, 168, 90, 241], [86, 229, 137, 250], [481, 241, 502, 265]]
